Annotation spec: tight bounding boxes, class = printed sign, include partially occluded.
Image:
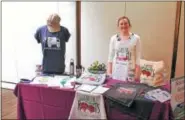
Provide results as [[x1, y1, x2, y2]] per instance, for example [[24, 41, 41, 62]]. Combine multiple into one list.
[[171, 76, 184, 119]]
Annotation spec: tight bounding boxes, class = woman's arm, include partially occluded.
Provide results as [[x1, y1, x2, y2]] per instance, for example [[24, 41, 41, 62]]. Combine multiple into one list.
[[34, 27, 42, 43], [107, 36, 115, 75], [107, 62, 113, 75], [135, 64, 141, 80], [135, 36, 142, 80]]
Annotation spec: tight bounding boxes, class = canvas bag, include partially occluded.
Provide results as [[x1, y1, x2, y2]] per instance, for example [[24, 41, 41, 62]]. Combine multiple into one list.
[[140, 59, 168, 87], [68, 91, 107, 119]]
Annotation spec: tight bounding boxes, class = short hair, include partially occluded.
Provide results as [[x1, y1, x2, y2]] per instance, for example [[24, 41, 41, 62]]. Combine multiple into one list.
[[47, 13, 61, 25]]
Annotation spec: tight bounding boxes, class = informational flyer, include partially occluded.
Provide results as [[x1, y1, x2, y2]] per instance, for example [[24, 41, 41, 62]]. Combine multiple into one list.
[[171, 76, 184, 119]]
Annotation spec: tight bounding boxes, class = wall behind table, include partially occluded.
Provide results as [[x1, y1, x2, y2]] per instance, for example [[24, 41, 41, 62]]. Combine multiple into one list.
[[126, 2, 176, 79], [175, 2, 184, 78], [81, 2, 126, 68], [81, 2, 177, 80]]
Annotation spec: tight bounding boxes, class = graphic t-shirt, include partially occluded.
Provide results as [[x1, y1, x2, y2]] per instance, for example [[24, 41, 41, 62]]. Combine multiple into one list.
[[34, 25, 71, 74], [108, 33, 141, 81]]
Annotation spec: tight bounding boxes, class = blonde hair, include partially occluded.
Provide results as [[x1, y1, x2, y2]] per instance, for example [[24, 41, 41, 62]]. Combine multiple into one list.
[[47, 13, 61, 25]]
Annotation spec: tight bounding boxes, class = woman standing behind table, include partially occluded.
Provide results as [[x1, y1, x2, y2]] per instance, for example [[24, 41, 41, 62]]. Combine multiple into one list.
[[107, 16, 141, 82]]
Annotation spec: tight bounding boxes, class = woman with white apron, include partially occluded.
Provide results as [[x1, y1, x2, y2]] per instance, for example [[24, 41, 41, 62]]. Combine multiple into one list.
[[107, 16, 141, 82]]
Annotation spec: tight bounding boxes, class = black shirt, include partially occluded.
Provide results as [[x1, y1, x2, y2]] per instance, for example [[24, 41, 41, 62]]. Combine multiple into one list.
[[34, 25, 71, 74]]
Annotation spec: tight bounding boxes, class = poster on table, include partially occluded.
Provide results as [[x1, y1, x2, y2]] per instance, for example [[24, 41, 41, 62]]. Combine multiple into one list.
[[171, 76, 184, 119]]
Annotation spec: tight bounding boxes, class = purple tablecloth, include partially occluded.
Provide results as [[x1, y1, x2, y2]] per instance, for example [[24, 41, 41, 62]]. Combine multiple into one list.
[[14, 79, 174, 120]]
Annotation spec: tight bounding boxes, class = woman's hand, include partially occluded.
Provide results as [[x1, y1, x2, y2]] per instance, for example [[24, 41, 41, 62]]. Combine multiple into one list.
[[107, 62, 113, 76], [135, 64, 141, 80]]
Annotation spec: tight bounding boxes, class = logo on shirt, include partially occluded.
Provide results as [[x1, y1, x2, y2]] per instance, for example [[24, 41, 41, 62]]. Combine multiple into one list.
[[117, 87, 135, 95], [45, 37, 61, 50], [116, 48, 130, 61]]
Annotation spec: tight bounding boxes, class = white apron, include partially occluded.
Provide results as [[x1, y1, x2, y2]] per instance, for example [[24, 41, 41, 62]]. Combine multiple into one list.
[[112, 48, 129, 81], [112, 34, 137, 81]]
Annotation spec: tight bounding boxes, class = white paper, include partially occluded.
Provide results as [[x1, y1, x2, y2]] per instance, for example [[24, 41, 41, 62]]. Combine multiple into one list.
[[47, 75, 71, 87], [30, 80, 41, 84], [147, 89, 171, 103], [91, 86, 109, 94], [54, 75, 70, 81], [161, 91, 171, 98], [74, 85, 80, 90], [112, 61, 129, 81], [77, 84, 97, 92], [47, 79, 61, 87], [30, 76, 52, 84], [146, 89, 162, 96], [152, 90, 171, 103]]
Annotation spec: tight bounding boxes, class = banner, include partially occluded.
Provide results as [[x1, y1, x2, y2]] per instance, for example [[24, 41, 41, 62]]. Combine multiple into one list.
[[171, 76, 184, 119]]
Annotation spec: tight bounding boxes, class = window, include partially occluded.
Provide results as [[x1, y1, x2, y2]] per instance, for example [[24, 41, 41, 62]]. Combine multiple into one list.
[[2, 2, 76, 83]]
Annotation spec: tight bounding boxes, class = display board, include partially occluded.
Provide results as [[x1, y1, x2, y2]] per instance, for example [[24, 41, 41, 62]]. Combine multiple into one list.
[[171, 76, 184, 119]]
